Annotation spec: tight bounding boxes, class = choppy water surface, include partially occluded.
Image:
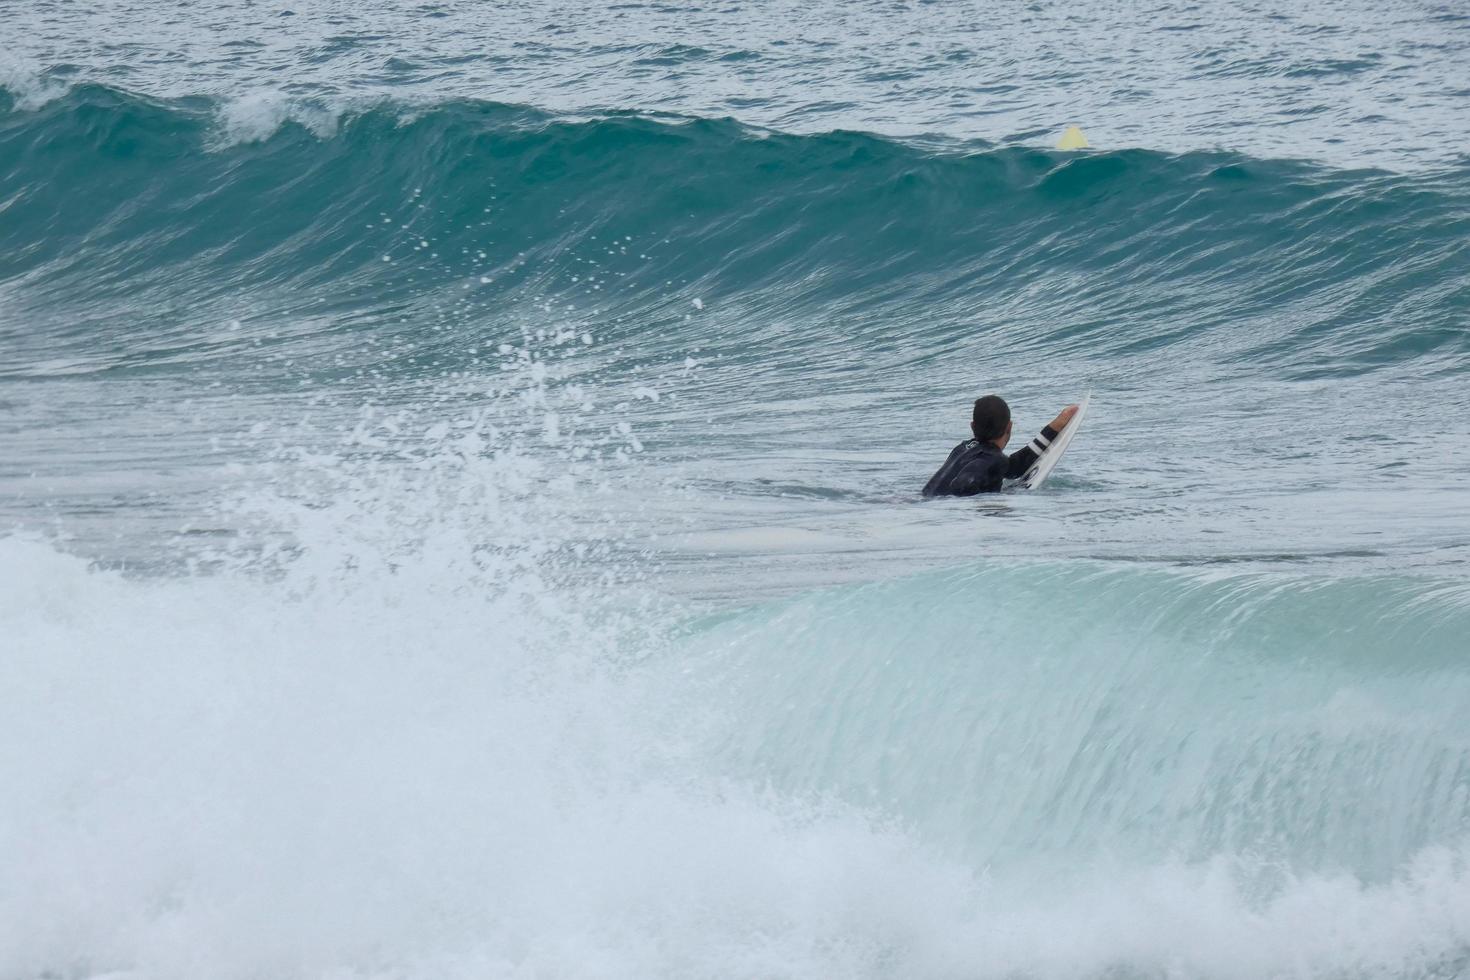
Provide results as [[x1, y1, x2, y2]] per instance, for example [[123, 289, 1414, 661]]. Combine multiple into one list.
[[6, 0, 1470, 170], [2, 2, 1470, 978]]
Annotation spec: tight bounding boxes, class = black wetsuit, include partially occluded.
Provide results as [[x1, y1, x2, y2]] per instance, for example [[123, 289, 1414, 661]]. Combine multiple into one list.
[[922, 424, 1061, 497]]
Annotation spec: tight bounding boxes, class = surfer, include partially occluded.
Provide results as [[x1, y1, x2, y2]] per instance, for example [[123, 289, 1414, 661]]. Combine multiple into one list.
[[922, 395, 1078, 497]]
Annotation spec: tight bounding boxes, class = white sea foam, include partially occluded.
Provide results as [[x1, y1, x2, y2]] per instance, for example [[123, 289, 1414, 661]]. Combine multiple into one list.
[[216, 90, 341, 146], [0, 56, 70, 110], [4, 490, 1470, 980]]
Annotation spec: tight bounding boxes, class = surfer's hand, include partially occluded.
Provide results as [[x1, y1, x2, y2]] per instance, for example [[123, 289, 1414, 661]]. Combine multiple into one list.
[[1049, 404, 1079, 431]]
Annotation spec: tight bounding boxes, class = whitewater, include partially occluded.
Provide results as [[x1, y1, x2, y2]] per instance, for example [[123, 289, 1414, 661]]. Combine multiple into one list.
[[3, 1, 1470, 978]]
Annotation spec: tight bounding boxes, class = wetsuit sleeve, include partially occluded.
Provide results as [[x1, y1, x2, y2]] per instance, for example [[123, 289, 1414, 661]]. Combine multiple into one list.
[[1004, 425, 1060, 479]]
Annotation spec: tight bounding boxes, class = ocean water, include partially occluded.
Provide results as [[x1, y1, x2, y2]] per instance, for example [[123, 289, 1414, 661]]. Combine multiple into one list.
[[3, 1, 1470, 977]]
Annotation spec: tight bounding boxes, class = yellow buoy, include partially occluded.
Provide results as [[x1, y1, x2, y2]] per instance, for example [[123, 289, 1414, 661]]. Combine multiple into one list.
[[1057, 125, 1090, 150]]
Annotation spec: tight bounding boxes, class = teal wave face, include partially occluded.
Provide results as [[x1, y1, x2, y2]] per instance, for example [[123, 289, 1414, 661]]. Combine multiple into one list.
[[2, 85, 1468, 384], [682, 561, 1470, 880]]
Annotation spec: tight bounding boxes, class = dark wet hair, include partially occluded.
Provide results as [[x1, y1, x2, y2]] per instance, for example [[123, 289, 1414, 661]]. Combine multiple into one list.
[[971, 394, 1011, 442]]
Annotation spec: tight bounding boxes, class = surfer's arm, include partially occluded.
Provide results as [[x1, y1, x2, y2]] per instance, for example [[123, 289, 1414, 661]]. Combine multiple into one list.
[[1003, 424, 1061, 479], [1049, 404, 1079, 431]]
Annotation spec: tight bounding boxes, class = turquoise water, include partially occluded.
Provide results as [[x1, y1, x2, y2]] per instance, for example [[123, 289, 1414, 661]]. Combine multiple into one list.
[[2, 3, 1470, 978]]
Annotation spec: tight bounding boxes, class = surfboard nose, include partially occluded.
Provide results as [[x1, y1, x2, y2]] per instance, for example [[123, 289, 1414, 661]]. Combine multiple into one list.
[[1057, 125, 1090, 150]]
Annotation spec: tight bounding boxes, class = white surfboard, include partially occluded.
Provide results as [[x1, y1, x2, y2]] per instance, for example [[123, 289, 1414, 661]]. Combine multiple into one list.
[[1018, 393, 1090, 490]]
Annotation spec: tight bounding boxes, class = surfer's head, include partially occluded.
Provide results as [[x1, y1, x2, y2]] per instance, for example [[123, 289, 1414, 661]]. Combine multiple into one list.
[[971, 394, 1012, 448]]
